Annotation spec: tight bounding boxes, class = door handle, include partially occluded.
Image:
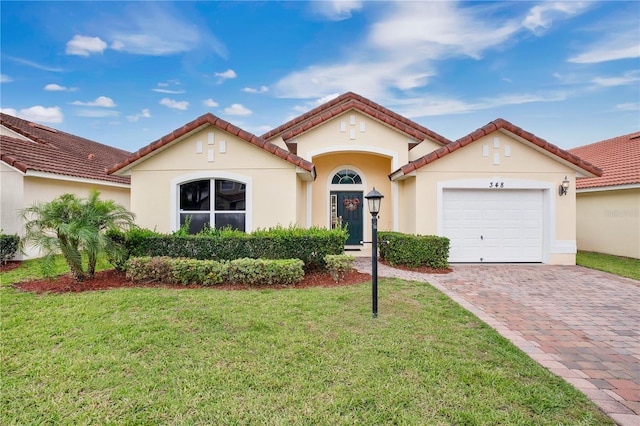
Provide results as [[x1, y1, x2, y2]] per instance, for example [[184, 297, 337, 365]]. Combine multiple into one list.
[[480, 235, 483, 240]]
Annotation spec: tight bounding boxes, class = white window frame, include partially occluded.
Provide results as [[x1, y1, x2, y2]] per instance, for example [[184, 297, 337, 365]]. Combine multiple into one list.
[[171, 171, 253, 233]]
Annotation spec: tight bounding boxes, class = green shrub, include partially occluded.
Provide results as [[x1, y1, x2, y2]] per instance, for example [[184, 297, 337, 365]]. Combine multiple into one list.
[[171, 258, 229, 286], [378, 231, 449, 269], [125, 256, 174, 283], [0, 233, 20, 264], [125, 256, 304, 286], [121, 225, 347, 272], [227, 258, 304, 286], [324, 254, 355, 281]]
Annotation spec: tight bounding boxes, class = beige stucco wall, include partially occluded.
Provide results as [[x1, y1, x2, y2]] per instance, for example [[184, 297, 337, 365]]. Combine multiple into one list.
[[128, 125, 300, 233], [408, 138, 443, 161], [411, 131, 579, 265], [310, 153, 392, 243], [576, 188, 640, 259], [0, 165, 130, 259], [0, 162, 25, 236], [294, 112, 411, 170]]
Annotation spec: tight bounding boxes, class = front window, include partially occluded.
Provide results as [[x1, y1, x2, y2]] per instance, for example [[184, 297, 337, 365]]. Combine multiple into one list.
[[179, 179, 246, 233]]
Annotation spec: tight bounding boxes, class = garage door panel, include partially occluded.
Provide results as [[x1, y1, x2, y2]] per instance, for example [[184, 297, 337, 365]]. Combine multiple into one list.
[[443, 189, 543, 263]]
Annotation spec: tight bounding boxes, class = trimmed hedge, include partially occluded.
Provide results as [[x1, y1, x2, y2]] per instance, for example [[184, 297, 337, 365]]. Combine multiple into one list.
[[0, 234, 19, 264], [324, 254, 355, 281], [115, 226, 347, 272], [378, 231, 450, 269], [125, 256, 304, 286]]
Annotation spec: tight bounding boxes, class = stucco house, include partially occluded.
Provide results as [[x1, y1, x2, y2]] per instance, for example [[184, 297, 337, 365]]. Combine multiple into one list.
[[569, 132, 640, 259], [109, 92, 602, 265], [0, 113, 131, 259]]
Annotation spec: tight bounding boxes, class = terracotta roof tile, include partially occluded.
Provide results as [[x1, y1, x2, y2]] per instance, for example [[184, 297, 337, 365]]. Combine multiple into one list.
[[0, 113, 131, 185], [108, 113, 315, 177], [261, 92, 451, 146], [390, 118, 603, 179], [569, 132, 640, 189]]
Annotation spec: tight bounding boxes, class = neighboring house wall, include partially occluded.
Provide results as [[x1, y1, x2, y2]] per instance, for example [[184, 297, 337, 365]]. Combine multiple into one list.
[[411, 131, 579, 265], [0, 165, 130, 259], [576, 188, 640, 259], [0, 162, 24, 236], [127, 125, 300, 233]]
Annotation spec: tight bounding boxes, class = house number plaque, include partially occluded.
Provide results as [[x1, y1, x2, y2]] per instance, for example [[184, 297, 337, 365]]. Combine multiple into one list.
[[489, 182, 505, 188]]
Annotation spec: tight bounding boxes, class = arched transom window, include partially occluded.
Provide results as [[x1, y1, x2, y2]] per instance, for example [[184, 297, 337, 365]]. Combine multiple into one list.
[[331, 169, 362, 185], [179, 179, 246, 234]]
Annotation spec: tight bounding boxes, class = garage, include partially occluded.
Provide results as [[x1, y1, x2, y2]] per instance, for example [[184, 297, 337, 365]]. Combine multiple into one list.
[[442, 189, 544, 263]]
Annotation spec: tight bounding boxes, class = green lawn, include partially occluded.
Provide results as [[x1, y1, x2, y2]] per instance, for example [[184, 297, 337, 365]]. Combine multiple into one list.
[[577, 250, 640, 281], [2, 275, 612, 425]]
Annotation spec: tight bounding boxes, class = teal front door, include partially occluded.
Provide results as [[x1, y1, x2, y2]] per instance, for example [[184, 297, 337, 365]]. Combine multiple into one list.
[[333, 191, 363, 245]]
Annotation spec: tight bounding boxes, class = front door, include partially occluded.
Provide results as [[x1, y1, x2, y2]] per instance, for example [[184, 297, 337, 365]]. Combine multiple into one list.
[[332, 191, 363, 245]]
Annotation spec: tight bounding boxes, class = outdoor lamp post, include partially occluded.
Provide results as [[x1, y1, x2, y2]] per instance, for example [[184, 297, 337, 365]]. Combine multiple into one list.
[[365, 187, 384, 318]]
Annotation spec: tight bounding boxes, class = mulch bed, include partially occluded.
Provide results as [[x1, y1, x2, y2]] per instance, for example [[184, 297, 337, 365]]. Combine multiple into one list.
[[11, 268, 374, 294], [379, 259, 453, 274], [4, 259, 451, 294]]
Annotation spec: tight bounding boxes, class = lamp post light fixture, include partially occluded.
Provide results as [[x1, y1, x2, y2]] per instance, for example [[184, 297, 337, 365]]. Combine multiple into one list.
[[365, 187, 384, 318], [559, 176, 570, 196]]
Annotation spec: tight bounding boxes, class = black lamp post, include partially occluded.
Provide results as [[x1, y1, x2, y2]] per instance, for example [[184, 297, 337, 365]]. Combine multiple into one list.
[[365, 187, 384, 318]]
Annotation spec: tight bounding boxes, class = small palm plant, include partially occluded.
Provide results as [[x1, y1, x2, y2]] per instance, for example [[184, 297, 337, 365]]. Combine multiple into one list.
[[20, 190, 135, 282]]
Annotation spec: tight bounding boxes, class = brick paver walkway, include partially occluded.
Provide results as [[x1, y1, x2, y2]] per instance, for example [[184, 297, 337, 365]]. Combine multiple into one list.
[[354, 260, 640, 426]]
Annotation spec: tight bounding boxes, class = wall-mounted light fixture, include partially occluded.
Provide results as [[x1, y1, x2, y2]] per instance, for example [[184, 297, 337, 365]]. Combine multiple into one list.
[[559, 176, 570, 196]]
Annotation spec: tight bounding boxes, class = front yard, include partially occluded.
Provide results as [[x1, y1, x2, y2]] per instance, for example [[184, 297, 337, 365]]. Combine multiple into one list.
[[1, 263, 612, 425]]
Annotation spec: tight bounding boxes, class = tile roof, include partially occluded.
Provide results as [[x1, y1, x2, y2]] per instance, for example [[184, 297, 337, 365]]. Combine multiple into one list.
[[0, 113, 131, 185], [390, 118, 603, 180], [261, 92, 451, 148], [568, 132, 640, 189], [108, 113, 316, 178]]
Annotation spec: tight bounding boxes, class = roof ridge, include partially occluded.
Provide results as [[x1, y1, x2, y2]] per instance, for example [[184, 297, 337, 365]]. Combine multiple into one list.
[[390, 117, 603, 179], [108, 113, 315, 176], [260, 92, 450, 145]]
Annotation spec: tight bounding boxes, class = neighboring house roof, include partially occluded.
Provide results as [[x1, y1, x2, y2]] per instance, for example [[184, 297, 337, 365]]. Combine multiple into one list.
[[389, 118, 604, 180], [261, 91, 451, 151], [0, 113, 131, 185], [568, 131, 640, 190], [108, 113, 316, 179]]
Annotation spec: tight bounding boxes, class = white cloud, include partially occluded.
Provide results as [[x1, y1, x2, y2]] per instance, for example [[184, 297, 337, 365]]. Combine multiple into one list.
[[152, 88, 186, 94], [6, 56, 64, 72], [1, 74, 12, 83], [224, 104, 252, 116], [310, 0, 363, 21], [591, 71, 640, 87], [3, 106, 64, 123], [568, 14, 640, 64], [160, 98, 189, 110], [76, 109, 119, 118], [44, 83, 78, 92], [203, 98, 219, 107], [569, 39, 640, 64], [214, 69, 237, 80], [274, 2, 531, 99], [107, 4, 226, 57], [127, 108, 151, 122], [242, 86, 269, 94], [0, 108, 17, 116], [71, 96, 116, 107], [66, 35, 108, 56], [522, 2, 590, 34], [393, 91, 566, 118], [616, 102, 639, 111]]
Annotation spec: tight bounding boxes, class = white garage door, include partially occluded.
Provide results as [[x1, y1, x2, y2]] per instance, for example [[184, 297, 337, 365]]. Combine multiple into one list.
[[443, 189, 544, 262]]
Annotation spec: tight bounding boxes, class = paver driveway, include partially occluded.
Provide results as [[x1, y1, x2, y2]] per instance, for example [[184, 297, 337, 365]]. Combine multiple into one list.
[[354, 260, 640, 426]]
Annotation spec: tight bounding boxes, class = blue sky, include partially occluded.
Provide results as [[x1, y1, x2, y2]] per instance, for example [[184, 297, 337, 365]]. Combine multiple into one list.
[[1, 1, 638, 152]]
